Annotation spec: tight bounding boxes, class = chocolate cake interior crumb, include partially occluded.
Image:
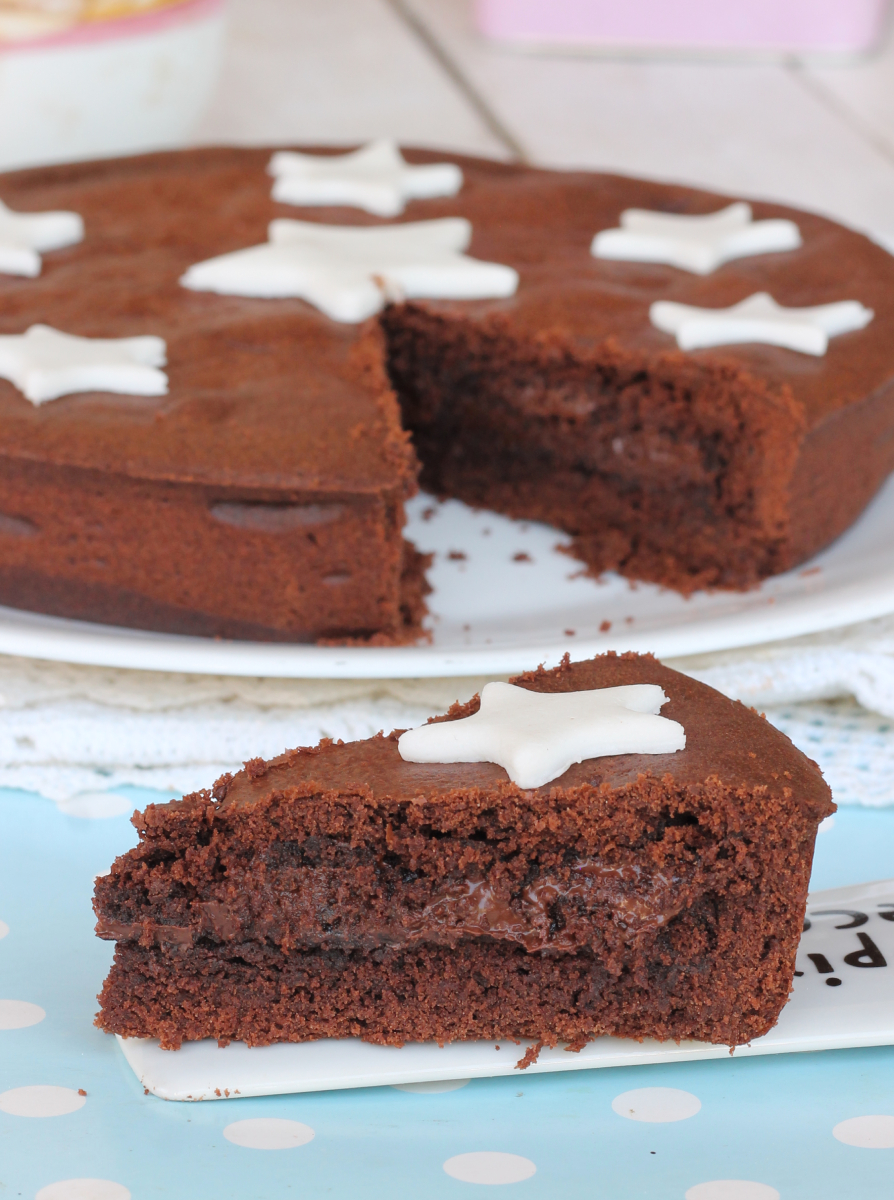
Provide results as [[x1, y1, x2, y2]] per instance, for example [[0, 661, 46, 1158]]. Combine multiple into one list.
[[381, 304, 805, 594]]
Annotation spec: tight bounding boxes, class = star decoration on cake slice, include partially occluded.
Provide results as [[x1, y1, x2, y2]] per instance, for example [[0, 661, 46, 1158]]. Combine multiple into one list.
[[268, 139, 463, 216], [0, 198, 84, 278], [180, 217, 519, 323], [398, 681, 685, 790], [0, 325, 168, 405], [591, 201, 802, 274], [650, 291, 874, 356]]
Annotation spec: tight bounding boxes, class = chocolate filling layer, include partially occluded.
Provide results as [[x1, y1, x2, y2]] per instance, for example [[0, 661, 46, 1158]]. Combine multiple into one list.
[[96, 857, 686, 955]]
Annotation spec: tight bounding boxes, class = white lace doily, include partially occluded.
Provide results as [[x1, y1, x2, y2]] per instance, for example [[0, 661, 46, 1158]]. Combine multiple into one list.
[[5, 610, 894, 807]]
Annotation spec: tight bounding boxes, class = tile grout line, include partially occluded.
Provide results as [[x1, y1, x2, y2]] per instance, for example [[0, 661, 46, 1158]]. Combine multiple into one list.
[[788, 61, 894, 177], [382, 0, 528, 161]]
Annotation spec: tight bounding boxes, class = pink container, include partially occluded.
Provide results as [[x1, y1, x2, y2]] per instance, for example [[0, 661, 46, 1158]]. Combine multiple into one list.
[[474, 0, 889, 55]]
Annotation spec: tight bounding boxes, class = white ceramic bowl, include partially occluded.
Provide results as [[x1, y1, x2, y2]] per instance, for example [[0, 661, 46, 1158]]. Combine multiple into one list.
[[0, 0, 226, 173]]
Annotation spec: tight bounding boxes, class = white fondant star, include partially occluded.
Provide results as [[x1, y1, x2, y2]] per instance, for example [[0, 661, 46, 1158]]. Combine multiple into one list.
[[591, 202, 801, 275], [180, 217, 519, 324], [268, 139, 463, 217], [398, 682, 685, 790], [0, 325, 168, 405], [0, 198, 84, 278], [650, 291, 873, 356]]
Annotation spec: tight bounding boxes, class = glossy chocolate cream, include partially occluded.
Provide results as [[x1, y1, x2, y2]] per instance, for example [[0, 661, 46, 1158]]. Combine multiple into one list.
[[0, 148, 892, 638], [94, 653, 833, 1053]]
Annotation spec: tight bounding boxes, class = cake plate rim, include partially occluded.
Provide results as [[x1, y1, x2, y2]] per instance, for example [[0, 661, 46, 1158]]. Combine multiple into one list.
[[0, 475, 892, 679]]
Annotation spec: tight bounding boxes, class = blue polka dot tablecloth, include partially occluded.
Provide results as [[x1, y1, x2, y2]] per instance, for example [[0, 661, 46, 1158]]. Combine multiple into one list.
[[3, 787, 894, 1200]]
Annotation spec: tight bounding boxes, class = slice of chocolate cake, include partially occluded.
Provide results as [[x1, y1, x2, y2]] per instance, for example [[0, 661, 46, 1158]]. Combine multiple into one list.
[[94, 652, 833, 1054]]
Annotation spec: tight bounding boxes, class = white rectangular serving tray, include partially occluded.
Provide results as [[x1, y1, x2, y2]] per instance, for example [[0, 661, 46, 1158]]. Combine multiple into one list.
[[119, 879, 894, 1101]]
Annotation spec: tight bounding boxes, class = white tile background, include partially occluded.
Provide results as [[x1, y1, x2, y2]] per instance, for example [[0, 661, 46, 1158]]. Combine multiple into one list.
[[193, 0, 506, 155], [194, 0, 894, 236]]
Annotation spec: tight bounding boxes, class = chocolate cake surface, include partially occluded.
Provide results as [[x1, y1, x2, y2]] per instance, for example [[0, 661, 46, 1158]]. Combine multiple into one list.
[[94, 652, 834, 1053], [0, 147, 892, 637]]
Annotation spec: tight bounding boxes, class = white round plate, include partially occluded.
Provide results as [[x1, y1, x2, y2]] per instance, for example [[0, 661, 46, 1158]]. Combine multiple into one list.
[[1, 479, 894, 679]]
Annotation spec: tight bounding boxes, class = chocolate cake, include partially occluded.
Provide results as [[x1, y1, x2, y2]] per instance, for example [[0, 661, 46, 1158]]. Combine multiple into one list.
[[0, 147, 892, 639], [94, 652, 833, 1053]]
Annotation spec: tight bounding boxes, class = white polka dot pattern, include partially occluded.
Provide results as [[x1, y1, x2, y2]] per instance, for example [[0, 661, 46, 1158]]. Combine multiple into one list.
[[443, 1152, 536, 1184], [0, 919, 8, 939], [832, 1115, 894, 1148], [36, 1180, 131, 1200], [0, 1085, 86, 1117], [56, 792, 132, 819], [685, 1182, 780, 1200], [223, 1118, 315, 1149], [0, 999, 45, 1029], [612, 1087, 702, 1122]]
